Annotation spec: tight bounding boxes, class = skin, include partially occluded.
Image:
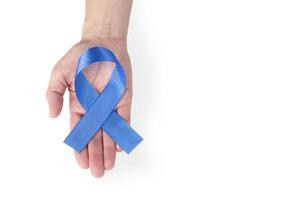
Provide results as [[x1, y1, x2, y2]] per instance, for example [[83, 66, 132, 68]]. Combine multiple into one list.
[[46, 0, 133, 178]]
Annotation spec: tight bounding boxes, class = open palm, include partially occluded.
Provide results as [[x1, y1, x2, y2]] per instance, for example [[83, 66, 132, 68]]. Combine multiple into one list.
[[46, 40, 132, 177]]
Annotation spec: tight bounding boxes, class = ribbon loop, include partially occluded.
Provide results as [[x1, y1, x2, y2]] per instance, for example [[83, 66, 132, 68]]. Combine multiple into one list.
[[64, 47, 143, 154]]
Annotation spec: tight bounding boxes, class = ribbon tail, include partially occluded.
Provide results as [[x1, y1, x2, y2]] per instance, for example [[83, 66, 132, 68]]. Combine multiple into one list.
[[103, 112, 143, 154]]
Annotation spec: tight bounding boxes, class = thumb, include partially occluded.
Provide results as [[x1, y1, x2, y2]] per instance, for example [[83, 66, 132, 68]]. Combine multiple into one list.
[[46, 66, 67, 118]]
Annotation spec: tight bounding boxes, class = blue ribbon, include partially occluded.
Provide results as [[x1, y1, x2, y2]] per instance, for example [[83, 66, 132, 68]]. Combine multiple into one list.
[[64, 47, 143, 154]]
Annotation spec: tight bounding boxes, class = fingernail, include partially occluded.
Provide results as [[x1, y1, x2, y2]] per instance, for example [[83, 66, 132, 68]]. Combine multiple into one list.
[[49, 110, 54, 118], [105, 161, 114, 170], [49, 109, 57, 118]]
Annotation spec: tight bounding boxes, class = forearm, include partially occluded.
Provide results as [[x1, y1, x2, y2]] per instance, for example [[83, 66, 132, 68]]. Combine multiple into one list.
[[82, 0, 133, 41]]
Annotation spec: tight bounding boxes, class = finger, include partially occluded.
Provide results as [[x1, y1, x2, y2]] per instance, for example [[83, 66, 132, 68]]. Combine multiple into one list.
[[88, 131, 105, 178], [46, 66, 67, 118], [46, 44, 85, 118], [74, 148, 89, 169], [103, 131, 116, 170], [70, 111, 89, 169], [116, 144, 123, 152]]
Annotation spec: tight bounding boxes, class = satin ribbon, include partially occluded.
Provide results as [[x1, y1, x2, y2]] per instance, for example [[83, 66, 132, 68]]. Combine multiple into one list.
[[64, 47, 143, 154]]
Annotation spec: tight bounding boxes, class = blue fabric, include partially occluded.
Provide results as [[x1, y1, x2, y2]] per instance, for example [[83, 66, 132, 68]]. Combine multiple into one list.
[[64, 47, 143, 154]]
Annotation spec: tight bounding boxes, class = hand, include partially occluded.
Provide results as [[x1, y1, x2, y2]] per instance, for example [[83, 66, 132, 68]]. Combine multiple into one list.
[[46, 39, 132, 178]]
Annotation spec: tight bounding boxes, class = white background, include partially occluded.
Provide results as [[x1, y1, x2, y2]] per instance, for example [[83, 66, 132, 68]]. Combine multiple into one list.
[[0, 0, 299, 199]]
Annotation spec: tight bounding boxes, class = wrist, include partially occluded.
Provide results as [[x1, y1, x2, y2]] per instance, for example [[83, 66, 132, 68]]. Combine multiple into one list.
[[81, 0, 132, 41], [82, 21, 127, 42]]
